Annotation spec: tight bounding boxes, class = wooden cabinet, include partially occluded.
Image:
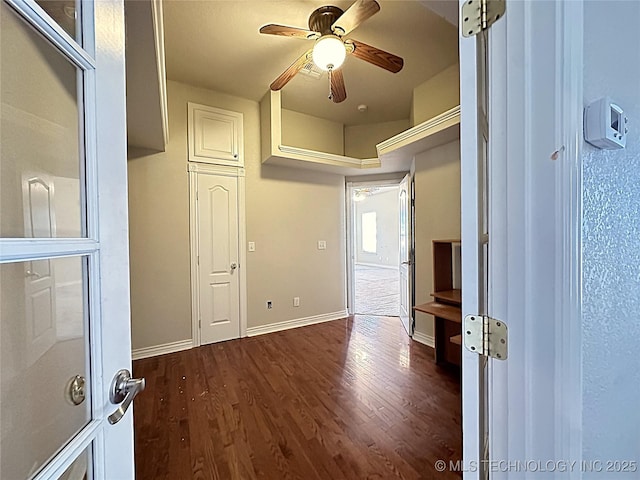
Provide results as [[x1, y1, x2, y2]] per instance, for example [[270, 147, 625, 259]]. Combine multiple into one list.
[[414, 240, 462, 368], [188, 102, 243, 167]]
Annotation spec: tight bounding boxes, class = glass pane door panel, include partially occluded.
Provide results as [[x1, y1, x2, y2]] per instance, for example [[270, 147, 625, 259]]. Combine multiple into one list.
[[0, 256, 91, 480], [1, 2, 85, 238], [59, 444, 93, 480], [34, 0, 82, 44]]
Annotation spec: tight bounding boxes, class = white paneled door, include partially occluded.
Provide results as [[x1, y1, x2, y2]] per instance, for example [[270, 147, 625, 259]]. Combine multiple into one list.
[[196, 173, 241, 345], [1, 1, 135, 480], [399, 174, 413, 336]]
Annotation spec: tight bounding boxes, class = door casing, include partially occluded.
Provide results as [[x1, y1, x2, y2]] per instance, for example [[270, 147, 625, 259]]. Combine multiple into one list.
[[345, 177, 410, 318]]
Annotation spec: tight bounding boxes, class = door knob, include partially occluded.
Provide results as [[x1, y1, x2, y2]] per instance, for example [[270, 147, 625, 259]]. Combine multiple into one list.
[[230, 263, 237, 270], [108, 369, 145, 425], [401, 261, 413, 265]]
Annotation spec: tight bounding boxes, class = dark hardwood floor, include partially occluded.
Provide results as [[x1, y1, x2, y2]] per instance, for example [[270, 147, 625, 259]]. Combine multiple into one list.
[[133, 315, 462, 479]]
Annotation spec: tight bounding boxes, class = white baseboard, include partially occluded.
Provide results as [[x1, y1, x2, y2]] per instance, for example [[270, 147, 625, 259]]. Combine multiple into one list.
[[132, 339, 193, 360], [412, 331, 435, 348], [246, 310, 349, 337]]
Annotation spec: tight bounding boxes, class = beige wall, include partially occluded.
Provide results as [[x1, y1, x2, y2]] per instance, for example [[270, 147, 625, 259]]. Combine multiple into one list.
[[413, 140, 461, 338], [128, 80, 346, 349], [280, 111, 409, 160], [344, 119, 409, 158], [354, 188, 399, 267], [281, 109, 344, 156], [411, 63, 460, 126]]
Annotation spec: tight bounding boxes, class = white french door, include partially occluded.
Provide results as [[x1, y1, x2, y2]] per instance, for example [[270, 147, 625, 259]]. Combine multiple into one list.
[[398, 173, 413, 336], [0, 1, 135, 479]]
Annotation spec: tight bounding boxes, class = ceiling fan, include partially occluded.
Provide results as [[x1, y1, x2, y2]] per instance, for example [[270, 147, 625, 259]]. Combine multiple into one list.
[[259, 0, 404, 103]]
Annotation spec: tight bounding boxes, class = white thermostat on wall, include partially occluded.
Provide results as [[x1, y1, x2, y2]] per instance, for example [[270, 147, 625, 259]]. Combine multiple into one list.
[[584, 97, 627, 149]]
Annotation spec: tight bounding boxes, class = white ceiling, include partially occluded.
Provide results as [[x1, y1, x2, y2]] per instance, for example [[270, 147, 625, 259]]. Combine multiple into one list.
[[163, 0, 459, 126]]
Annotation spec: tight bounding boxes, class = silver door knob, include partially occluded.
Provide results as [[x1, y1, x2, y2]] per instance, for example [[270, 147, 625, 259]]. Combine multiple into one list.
[[108, 369, 145, 425], [230, 263, 237, 270], [401, 261, 413, 265]]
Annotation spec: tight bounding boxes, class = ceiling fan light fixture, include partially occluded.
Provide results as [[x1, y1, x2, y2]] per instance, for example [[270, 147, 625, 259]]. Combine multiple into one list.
[[312, 35, 346, 71]]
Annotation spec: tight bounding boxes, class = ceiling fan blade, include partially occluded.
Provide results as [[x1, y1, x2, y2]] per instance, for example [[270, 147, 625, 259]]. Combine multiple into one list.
[[346, 39, 404, 73], [331, 0, 380, 36], [259, 24, 319, 40], [270, 49, 313, 91], [330, 69, 347, 103]]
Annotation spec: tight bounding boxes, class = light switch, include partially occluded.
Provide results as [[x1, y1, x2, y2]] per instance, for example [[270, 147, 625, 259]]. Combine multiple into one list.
[[248, 242, 255, 252], [318, 240, 327, 250]]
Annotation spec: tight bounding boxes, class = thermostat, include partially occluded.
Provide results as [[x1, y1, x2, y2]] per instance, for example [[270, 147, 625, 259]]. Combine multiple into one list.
[[584, 97, 627, 149]]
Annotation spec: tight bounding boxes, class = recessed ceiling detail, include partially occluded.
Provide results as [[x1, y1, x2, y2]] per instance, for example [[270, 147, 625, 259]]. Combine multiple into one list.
[[163, 1, 459, 126]]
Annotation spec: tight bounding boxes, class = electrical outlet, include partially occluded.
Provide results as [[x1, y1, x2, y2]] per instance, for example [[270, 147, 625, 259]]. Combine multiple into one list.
[[267, 301, 272, 309], [293, 297, 300, 307], [317, 240, 327, 250]]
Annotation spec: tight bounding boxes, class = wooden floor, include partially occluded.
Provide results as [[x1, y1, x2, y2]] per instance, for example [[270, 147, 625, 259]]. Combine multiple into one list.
[[133, 316, 462, 479]]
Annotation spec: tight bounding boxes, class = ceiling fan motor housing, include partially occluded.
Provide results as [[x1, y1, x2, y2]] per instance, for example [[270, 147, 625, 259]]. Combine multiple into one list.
[[309, 6, 344, 35]]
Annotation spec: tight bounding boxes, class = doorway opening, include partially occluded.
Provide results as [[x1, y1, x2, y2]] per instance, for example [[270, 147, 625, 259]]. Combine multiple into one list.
[[347, 180, 412, 328]]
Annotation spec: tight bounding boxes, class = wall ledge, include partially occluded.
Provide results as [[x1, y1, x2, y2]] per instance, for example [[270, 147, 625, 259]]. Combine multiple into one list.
[[247, 310, 349, 337]]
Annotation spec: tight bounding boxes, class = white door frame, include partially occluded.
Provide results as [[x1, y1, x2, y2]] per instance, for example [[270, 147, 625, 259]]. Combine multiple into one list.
[[188, 162, 247, 346], [460, 1, 584, 477], [1, 0, 133, 478], [345, 177, 408, 316]]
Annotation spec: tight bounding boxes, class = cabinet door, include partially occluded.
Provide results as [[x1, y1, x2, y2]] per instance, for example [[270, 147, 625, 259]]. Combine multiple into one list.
[[188, 103, 243, 166]]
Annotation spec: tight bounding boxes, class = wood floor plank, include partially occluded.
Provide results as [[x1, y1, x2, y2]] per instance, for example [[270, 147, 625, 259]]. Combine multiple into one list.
[[134, 315, 462, 479]]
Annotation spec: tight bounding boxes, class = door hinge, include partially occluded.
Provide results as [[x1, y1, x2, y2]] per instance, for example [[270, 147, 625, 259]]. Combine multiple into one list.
[[463, 314, 508, 360], [461, 0, 505, 38]]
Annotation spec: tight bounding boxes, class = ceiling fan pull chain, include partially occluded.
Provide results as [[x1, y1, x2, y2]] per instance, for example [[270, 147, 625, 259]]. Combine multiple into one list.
[[328, 66, 334, 100]]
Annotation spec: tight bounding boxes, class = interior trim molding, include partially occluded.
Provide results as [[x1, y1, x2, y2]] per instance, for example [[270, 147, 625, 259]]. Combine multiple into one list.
[[187, 162, 245, 177], [412, 331, 435, 348], [246, 310, 349, 337], [132, 339, 193, 361]]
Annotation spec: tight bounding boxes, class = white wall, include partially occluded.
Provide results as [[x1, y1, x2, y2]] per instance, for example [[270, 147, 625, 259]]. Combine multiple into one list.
[[581, 1, 640, 472], [127, 80, 347, 349], [354, 187, 399, 268]]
